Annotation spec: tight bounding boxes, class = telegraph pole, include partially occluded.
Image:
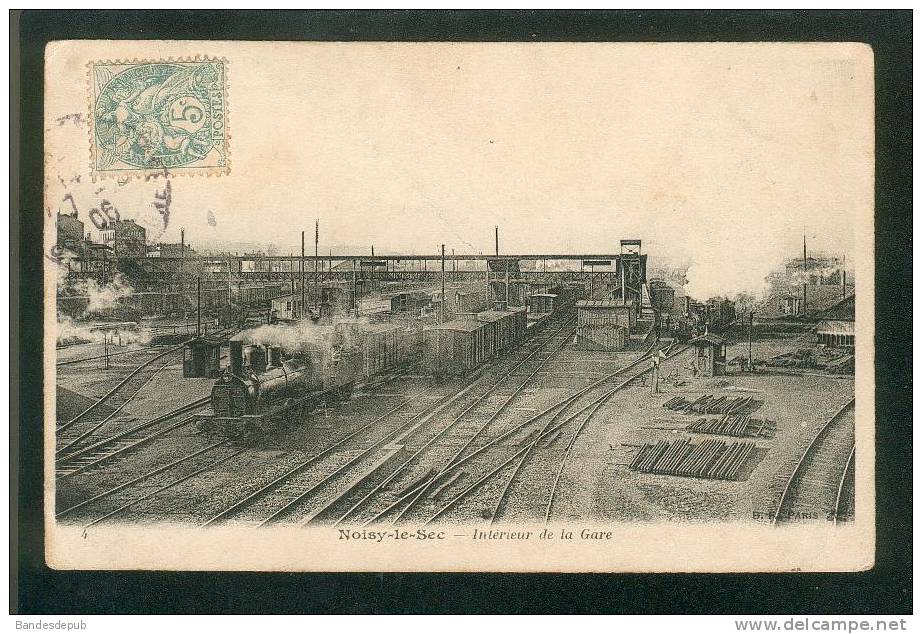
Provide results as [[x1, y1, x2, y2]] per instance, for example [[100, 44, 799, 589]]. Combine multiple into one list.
[[352, 259, 358, 316], [300, 230, 305, 319], [440, 244, 446, 324], [314, 219, 319, 311], [180, 228, 185, 291], [196, 276, 202, 337]]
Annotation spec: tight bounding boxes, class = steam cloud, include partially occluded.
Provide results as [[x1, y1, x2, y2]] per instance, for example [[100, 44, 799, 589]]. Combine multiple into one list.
[[56, 313, 153, 347], [233, 320, 334, 354], [82, 273, 136, 315]]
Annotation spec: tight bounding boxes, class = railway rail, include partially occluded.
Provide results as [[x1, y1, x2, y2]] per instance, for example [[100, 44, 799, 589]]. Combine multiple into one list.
[[56, 326, 239, 449], [771, 397, 856, 525], [326, 337, 684, 527], [55, 397, 211, 479], [425, 343, 691, 526], [195, 311, 578, 527], [56, 347, 186, 452], [317, 312, 581, 526], [199, 388, 461, 527], [56, 439, 244, 525], [56, 343, 182, 367], [833, 446, 856, 525]]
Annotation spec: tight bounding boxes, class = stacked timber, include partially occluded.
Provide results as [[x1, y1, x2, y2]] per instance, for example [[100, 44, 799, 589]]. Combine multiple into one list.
[[661, 394, 760, 415], [688, 414, 755, 437], [629, 438, 756, 481]]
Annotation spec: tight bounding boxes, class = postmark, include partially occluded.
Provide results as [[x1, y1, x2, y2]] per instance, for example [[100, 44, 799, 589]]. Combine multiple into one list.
[[88, 58, 228, 178]]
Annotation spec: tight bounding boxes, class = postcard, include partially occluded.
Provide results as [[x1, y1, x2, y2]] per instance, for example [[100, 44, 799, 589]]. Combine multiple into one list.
[[44, 40, 874, 571]]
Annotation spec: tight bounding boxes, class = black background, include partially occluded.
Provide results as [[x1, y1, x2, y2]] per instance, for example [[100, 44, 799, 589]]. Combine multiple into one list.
[[12, 10, 912, 615]]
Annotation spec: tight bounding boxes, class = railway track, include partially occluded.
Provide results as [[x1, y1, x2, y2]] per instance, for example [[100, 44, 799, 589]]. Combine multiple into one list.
[[424, 342, 691, 526], [56, 326, 240, 451], [56, 347, 186, 450], [772, 397, 856, 525], [57, 382, 423, 524], [55, 396, 211, 480], [315, 312, 580, 526], [198, 388, 463, 527], [195, 311, 578, 527], [56, 439, 245, 525], [312, 319, 672, 528], [56, 343, 181, 367]]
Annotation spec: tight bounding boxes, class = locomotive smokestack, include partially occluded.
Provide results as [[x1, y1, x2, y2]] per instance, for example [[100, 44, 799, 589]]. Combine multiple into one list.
[[229, 340, 243, 376], [265, 345, 275, 369]]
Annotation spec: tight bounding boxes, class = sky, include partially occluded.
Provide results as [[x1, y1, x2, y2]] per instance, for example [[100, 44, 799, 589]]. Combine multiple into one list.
[[45, 41, 873, 299]]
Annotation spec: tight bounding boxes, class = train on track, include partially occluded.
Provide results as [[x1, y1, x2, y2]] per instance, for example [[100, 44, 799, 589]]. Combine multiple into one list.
[[196, 319, 424, 442], [422, 306, 534, 378], [197, 339, 362, 442]]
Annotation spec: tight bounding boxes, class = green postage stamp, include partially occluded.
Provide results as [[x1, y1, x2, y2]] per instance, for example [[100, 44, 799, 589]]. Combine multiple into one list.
[[89, 58, 228, 177]]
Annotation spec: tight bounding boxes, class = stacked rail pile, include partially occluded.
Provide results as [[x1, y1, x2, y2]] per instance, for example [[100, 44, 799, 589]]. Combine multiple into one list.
[[630, 438, 756, 481], [662, 394, 760, 415], [686, 414, 775, 438]]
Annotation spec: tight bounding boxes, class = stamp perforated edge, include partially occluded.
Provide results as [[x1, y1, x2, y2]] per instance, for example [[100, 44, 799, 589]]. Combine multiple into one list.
[[86, 56, 231, 181]]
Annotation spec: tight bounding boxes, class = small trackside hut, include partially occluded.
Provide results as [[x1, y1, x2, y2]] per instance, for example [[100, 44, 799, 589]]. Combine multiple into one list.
[[691, 334, 727, 377], [183, 336, 223, 378], [816, 295, 855, 349]]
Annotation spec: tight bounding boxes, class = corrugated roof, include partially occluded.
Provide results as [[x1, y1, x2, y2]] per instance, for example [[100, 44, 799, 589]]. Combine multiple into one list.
[[691, 334, 726, 346]]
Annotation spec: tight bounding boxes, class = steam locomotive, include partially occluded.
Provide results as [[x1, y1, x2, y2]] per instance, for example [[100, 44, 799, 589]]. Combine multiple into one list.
[[671, 297, 737, 341], [196, 339, 362, 442]]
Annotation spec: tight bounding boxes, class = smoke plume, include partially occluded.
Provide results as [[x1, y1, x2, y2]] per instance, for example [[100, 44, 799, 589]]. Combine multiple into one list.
[[82, 273, 136, 315], [233, 320, 334, 354]]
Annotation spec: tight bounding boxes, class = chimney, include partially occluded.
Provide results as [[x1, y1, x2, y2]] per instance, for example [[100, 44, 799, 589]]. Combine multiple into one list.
[[229, 340, 243, 376]]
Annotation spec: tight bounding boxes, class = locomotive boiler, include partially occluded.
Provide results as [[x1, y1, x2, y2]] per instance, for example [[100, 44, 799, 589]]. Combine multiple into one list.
[[197, 338, 362, 442]]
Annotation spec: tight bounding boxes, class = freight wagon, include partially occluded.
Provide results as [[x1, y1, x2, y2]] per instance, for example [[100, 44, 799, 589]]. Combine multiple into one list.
[[335, 321, 398, 378], [334, 320, 425, 377], [389, 291, 431, 314], [528, 293, 558, 315], [421, 308, 527, 378], [422, 319, 489, 377]]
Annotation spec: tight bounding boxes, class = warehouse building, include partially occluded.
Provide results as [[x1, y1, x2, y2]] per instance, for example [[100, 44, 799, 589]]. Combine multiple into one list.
[[99, 219, 147, 259]]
